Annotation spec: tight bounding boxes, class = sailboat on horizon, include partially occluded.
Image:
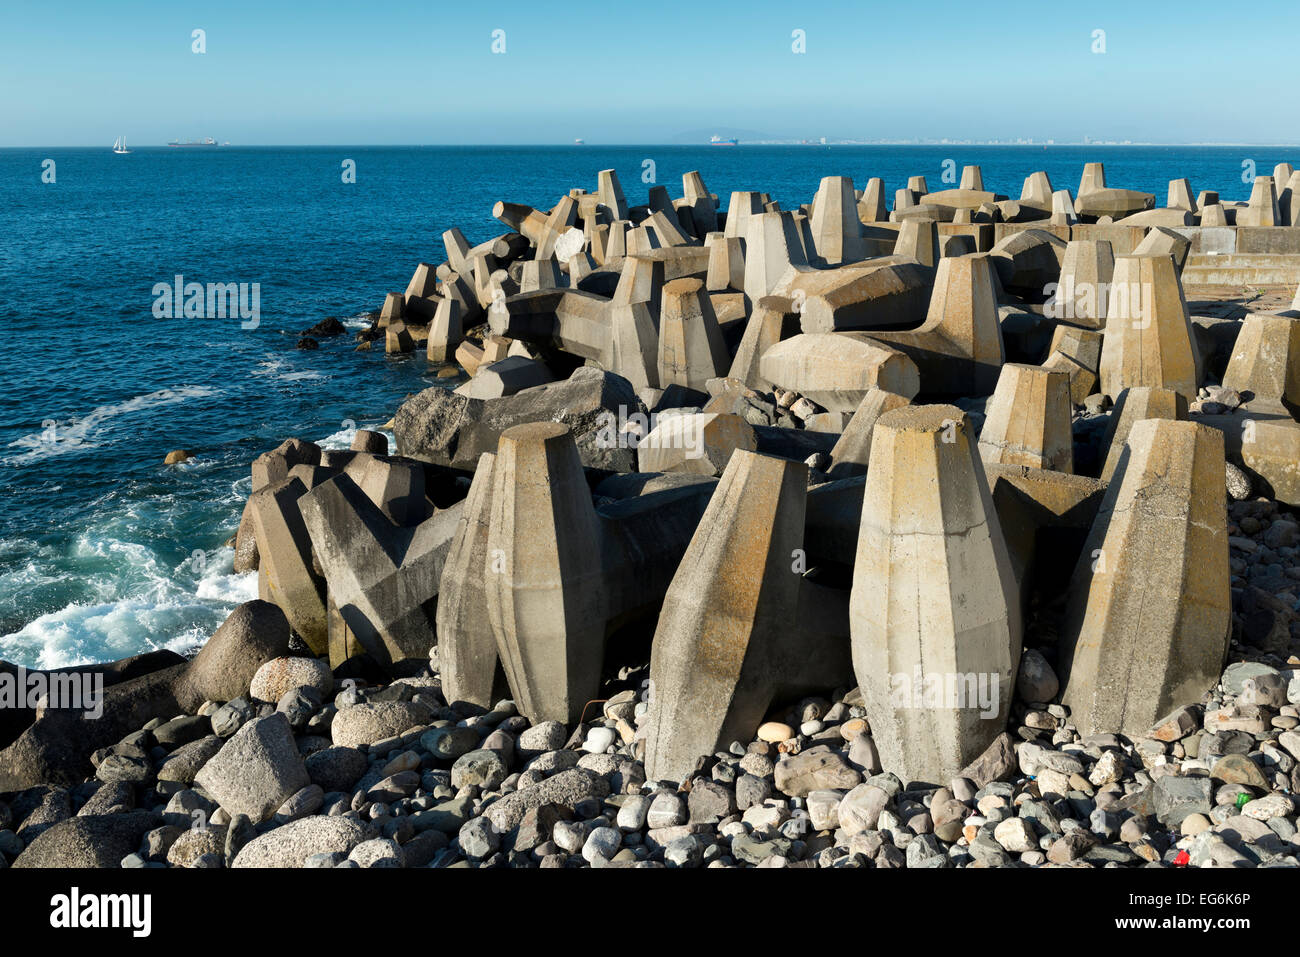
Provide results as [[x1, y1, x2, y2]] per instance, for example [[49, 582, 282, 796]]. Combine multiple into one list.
[[112, 136, 131, 154]]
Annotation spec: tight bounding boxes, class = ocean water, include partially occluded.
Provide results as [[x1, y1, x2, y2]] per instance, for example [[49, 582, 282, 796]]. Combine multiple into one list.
[[0, 144, 1293, 669]]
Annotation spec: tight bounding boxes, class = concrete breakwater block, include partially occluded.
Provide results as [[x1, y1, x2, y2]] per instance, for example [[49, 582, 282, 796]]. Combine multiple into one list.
[[1059, 419, 1231, 736], [849, 405, 1021, 785]]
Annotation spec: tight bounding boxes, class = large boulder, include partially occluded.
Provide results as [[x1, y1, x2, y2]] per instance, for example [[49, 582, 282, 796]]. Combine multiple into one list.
[[13, 811, 160, 868], [193, 714, 311, 822]]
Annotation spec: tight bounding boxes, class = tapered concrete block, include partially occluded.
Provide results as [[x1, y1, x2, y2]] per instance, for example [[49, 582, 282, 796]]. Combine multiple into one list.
[[827, 388, 911, 479], [1022, 171, 1053, 206], [596, 169, 629, 221], [493, 201, 550, 248], [250, 474, 329, 656], [729, 296, 794, 389], [299, 474, 459, 674], [1241, 421, 1300, 506], [991, 229, 1066, 294], [723, 191, 766, 240], [706, 235, 746, 292], [404, 263, 438, 300], [850, 405, 1021, 785], [1221, 313, 1300, 415], [1050, 190, 1078, 226], [1282, 171, 1300, 227], [1099, 386, 1187, 482], [644, 451, 852, 782], [644, 208, 693, 248], [784, 259, 932, 333], [637, 412, 758, 477], [455, 356, 554, 399], [426, 297, 463, 364], [893, 219, 939, 268], [1046, 240, 1114, 329], [1059, 420, 1230, 736], [1076, 163, 1155, 219], [978, 364, 1074, 472], [681, 171, 718, 236], [657, 277, 729, 391], [436, 454, 503, 709], [485, 423, 606, 725], [519, 257, 564, 293], [869, 254, 1005, 396], [1167, 179, 1196, 212], [858, 177, 887, 223], [1042, 325, 1103, 403], [743, 211, 810, 304], [810, 176, 868, 265], [1099, 254, 1199, 401], [960, 165, 984, 191], [379, 292, 404, 329], [1132, 226, 1192, 273], [759, 333, 920, 412], [609, 301, 659, 392], [1237, 176, 1280, 227], [1200, 204, 1229, 226]]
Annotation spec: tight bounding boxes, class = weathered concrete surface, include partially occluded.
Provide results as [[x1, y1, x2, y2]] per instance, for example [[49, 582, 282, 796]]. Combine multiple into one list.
[[809, 176, 868, 265], [435, 453, 504, 710], [300, 473, 461, 674], [637, 412, 758, 477], [1099, 386, 1188, 482], [827, 388, 911, 479], [759, 333, 920, 413], [1220, 313, 1300, 415], [850, 405, 1021, 785], [1047, 240, 1114, 329], [1240, 420, 1300, 507], [1058, 420, 1230, 736], [869, 254, 1005, 396], [783, 259, 933, 334], [657, 277, 729, 392], [644, 451, 852, 782], [1041, 325, 1102, 403], [990, 229, 1066, 294], [485, 423, 606, 725], [249, 471, 330, 655], [977, 363, 1074, 472], [1098, 254, 1200, 401]]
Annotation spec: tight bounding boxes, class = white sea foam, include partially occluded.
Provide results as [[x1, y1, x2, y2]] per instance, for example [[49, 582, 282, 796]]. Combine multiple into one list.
[[3, 386, 219, 466]]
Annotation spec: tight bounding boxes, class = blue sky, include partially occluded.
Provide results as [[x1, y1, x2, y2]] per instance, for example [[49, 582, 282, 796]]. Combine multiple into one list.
[[1, 0, 1295, 146]]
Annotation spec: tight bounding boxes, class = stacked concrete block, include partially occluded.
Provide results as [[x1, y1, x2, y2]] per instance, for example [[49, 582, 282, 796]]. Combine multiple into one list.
[[1047, 240, 1114, 329], [977, 364, 1074, 472], [893, 220, 940, 268], [850, 405, 1021, 784], [809, 175, 869, 265], [857, 177, 887, 223], [657, 278, 730, 392], [827, 388, 912, 479], [1098, 254, 1200, 401], [1041, 325, 1103, 404], [1075, 163, 1156, 220], [759, 333, 920, 412], [1220, 313, 1300, 414], [638, 412, 758, 477], [1099, 386, 1188, 482], [869, 254, 1005, 396], [1237, 176, 1281, 227], [644, 451, 853, 782], [1058, 420, 1230, 736], [426, 297, 463, 364], [1131, 226, 1192, 273]]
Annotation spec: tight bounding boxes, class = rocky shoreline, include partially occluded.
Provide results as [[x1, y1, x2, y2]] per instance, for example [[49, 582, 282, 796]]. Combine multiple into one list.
[[3, 161, 1300, 868]]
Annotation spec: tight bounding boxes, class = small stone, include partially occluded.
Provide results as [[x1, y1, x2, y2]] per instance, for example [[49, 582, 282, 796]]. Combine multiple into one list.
[[757, 722, 795, 743], [993, 817, 1036, 853]]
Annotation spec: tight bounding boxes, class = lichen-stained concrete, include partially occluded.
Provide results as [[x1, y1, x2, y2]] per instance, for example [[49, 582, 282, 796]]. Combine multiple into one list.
[[1099, 254, 1200, 401], [849, 405, 1021, 785], [1058, 419, 1230, 736], [644, 451, 852, 783], [978, 363, 1074, 473]]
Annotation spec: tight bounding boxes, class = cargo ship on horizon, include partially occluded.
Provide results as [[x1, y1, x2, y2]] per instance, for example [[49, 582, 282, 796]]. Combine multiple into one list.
[[710, 134, 738, 146], [168, 137, 223, 147]]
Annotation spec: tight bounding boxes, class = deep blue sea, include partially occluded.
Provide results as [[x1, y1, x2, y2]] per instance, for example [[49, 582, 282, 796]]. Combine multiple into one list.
[[0, 144, 1293, 668]]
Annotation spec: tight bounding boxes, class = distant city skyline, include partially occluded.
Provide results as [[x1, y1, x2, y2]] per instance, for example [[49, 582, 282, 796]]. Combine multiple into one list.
[[2, 0, 1296, 147]]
